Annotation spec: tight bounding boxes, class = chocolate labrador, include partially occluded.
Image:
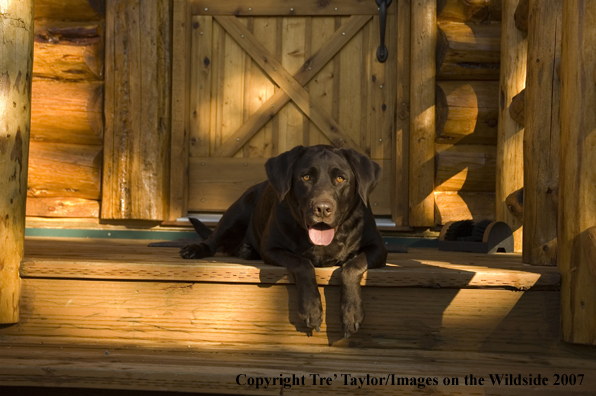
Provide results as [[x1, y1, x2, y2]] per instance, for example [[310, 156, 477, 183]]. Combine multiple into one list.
[[180, 145, 387, 338]]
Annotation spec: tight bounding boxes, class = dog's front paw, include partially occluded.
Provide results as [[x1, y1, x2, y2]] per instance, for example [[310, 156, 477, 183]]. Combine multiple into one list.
[[179, 244, 210, 259], [298, 290, 323, 332], [340, 288, 364, 339]]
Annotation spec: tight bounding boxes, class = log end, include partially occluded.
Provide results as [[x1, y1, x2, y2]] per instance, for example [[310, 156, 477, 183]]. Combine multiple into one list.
[[514, 0, 529, 32], [506, 187, 524, 220], [435, 83, 449, 139], [509, 89, 525, 126]]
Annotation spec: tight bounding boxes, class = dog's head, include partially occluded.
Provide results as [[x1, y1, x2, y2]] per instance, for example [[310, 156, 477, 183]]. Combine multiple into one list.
[[265, 145, 381, 246]]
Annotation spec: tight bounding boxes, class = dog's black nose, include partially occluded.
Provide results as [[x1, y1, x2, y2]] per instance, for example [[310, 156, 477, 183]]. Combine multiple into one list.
[[313, 201, 333, 218]]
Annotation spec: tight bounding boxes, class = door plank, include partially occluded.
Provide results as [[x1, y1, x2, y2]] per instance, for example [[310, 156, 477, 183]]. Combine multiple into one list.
[[222, 26, 246, 157], [188, 158, 391, 213], [212, 15, 370, 156], [337, 16, 363, 153], [279, 17, 308, 152], [244, 17, 277, 158], [209, 21, 226, 155], [308, 17, 336, 146], [189, 16, 213, 157], [190, 0, 393, 16], [168, 0, 191, 220]]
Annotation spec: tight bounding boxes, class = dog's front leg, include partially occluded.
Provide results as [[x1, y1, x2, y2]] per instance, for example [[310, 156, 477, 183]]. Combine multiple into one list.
[[340, 245, 386, 338], [263, 248, 323, 332]]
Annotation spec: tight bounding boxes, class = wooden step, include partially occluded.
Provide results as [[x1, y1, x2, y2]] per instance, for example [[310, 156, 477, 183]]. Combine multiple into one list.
[[5, 237, 561, 352], [2, 237, 594, 395]]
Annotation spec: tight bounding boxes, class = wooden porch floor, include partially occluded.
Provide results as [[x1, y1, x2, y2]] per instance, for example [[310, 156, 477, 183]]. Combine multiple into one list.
[[1, 237, 595, 395]]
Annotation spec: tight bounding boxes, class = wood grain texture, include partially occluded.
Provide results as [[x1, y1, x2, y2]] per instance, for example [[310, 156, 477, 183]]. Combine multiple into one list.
[[190, 0, 394, 16], [0, 0, 34, 324], [26, 198, 100, 218], [102, 0, 171, 220], [438, 0, 502, 23], [21, 238, 558, 289], [34, 0, 104, 21], [307, 17, 335, 147], [436, 81, 499, 145], [392, 0, 411, 226], [496, 0, 526, 252], [435, 144, 496, 192], [244, 17, 277, 158], [168, 0, 192, 221], [278, 16, 308, 153], [9, 238, 562, 354], [409, 0, 437, 227], [33, 21, 103, 81], [522, 0, 561, 267], [189, 16, 212, 157], [508, 88, 525, 126], [188, 158, 392, 215], [27, 142, 102, 199], [559, 0, 596, 345], [212, 15, 371, 157], [435, 191, 495, 224], [2, 342, 595, 395], [214, 15, 362, 153], [30, 79, 103, 145], [369, 15, 396, 161], [436, 21, 501, 81], [0, 278, 560, 354]]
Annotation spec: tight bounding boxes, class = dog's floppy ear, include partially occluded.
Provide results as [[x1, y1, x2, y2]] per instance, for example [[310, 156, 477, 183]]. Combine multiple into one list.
[[265, 145, 305, 201], [341, 148, 382, 205]]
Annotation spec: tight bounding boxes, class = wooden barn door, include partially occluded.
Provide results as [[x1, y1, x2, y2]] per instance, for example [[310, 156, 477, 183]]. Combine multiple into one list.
[[179, 1, 398, 217]]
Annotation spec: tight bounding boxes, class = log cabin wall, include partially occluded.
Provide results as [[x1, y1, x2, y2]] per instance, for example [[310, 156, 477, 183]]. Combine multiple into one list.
[[434, 0, 501, 224], [27, 0, 105, 219]]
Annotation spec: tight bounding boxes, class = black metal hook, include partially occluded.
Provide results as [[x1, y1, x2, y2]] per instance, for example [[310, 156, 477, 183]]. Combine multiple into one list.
[[376, 0, 393, 63]]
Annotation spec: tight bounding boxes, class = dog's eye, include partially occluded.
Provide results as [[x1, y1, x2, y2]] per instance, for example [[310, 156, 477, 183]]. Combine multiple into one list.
[[302, 175, 310, 181], [336, 176, 345, 183]]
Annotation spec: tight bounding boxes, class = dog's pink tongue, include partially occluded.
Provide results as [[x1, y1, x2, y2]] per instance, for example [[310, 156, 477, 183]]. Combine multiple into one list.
[[308, 227, 335, 246]]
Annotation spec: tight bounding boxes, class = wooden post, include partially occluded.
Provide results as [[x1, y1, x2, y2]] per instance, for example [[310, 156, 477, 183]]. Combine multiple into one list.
[[393, 0, 411, 226], [496, 0, 526, 252], [102, 0, 172, 221], [168, 0, 192, 222], [409, 0, 436, 227], [559, 0, 596, 345], [0, 0, 34, 324], [522, 0, 561, 266]]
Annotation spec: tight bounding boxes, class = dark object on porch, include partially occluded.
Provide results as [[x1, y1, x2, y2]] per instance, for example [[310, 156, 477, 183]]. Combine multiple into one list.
[[439, 220, 513, 254]]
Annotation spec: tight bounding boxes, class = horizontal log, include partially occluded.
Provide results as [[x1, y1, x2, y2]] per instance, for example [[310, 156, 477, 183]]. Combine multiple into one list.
[[436, 81, 499, 145], [435, 144, 496, 192], [435, 191, 495, 224], [35, 0, 105, 21], [31, 78, 103, 145], [34, 21, 104, 80], [438, 0, 502, 23], [509, 87, 525, 125], [437, 21, 501, 80], [28, 142, 102, 199], [26, 197, 100, 218]]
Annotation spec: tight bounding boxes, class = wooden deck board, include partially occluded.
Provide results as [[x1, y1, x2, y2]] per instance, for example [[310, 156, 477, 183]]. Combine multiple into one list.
[[1, 342, 595, 395], [22, 238, 559, 289]]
